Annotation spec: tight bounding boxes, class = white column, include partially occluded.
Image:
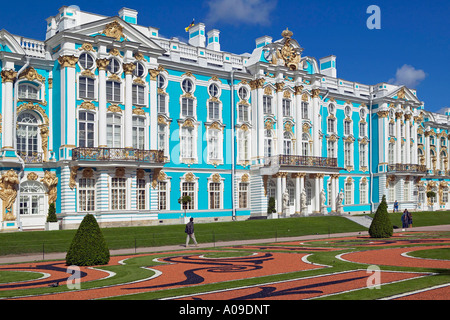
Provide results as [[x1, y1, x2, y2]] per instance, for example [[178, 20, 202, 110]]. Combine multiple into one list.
[[311, 89, 321, 157], [412, 118, 418, 164], [276, 173, 282, 217], [97, 59, 109, 147], [149, 69, 159, 150], [377, 111, 388, 165], [314, 174, 320, 213], [294, 86, 302, 156], [294, 174, 301, 214], [275, 82, 284, 156], [1, 69, 17, 150], [395, 112, 402, 164], [123, 63, 135, 149], [48, 74, 54, 158], [257, 82, 264, 162], [425, 132, 431, 169], [330, 175, 337, 212], [405, 114, 411, 164], [58, 56, 78, 153]]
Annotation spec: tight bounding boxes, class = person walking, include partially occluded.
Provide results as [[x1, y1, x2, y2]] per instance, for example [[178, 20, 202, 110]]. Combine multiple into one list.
[[185, 217, 198, 247], [401, 209, 408, 231], [407, 210, 413, 228], [393, 200, 399, 213]]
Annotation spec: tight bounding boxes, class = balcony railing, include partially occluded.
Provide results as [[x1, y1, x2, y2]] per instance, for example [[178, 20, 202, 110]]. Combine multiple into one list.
[[387, 164, 427, 173], [264, 155, 338, 168], [72, 148, 165, 164], [17, 151, 43, 163]]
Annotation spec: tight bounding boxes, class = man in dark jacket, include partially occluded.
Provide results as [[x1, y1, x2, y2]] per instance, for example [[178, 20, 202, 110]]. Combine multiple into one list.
[[185, 217, 198, 247]]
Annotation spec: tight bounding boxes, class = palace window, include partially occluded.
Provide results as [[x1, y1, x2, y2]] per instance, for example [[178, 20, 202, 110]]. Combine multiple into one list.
[[327, 118, 335, 133], [79, 110, 95, 148], [359, 144, 367, 168], [263, 96, 272, 114], [19, 181, 45, 216], [360, 180, 368, 204], [209, 182, 221, 209], [327, 140, 336, 158], [181, 98, 194, 117], [133, 62, 145, 78], [158, 93, 167, 114], [17, 112, 39, 158], [388, 143, 395, 165], [132, 116, 145, 150], [238, 87, 249, 100], [18, 83, 39, 100], [282, 99, 292, 117], [132, 84, 145, 105], [79, 53, 95, 70], [283, 132, 293, 155], [208, 129, 220, 161], [79, 76, 95, 100], [106, 113, 122, 148], [181, 182, 195, 210], [208, 101, 220, 121], [239, 182, 249, 209], [302, 133, 310, 157], [404, 181, 410, 202], [78, 178, 96, 212], [301, 102, 309, 119], [158, 124, 168, 156], [238, 130, 250, 162], [111, 177, 127, 210], [108, 58, 121, 74], [359, 122, 367, 137], [264, 130, 273, 158], [158, 181, 168, 210], [344, 142, 353, 167], [136, 178, 146, 210], [389, 122, 395, 136], [208, 83, 219, 98], [345, 181, 353, 204], [106, 81, 121, 102], [180, 126, 194, 159], [344, 121, 351, 135], [182, 79, 194, 93], [238, 104, 250, 122]]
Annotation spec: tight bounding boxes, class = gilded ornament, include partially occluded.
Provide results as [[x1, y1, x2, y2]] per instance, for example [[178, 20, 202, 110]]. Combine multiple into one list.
[[82, 168, 94, 178], [212, 173, 221, 183], [58, 55, 78, 68], [264, 86, 273, 96], [80, 101, 96, 110], [0, 169, 20, 221], [69, 166, 79, 190], [137, 169, 145, 180], [122, 63, 136, 75], [102, 21, 127, 41], [294, 85, 304, 95], [81, 69, 96, 78], [134, 52, 145, 61], [41, 171, 58, 205], [27, 172, 38, 181], [1, 69, 18, 83], [185, 172, 195, 182], [115, 167, 125, 178], [149, 69, 160, 81], [96, 58, 110, 71], [108, 105, 122, 113], [241, 174, 249, 183], [17, 103, 49, 125], [79, 43, 95, 52], [311, 89, 320, 99], [109, 48, 122, 57], [19, 67, 46, 83], [133, 107, 145, 115]]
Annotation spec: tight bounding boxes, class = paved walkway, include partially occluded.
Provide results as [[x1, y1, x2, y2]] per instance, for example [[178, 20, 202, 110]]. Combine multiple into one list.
[[1, 225, 449, 265]]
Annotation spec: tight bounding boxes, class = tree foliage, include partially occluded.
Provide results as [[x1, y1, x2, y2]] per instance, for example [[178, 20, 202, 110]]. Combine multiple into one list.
[[369, 195, 393, 238]]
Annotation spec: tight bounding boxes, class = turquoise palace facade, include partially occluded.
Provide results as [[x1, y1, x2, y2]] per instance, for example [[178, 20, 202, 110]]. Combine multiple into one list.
[[0, 6, 447, 230]]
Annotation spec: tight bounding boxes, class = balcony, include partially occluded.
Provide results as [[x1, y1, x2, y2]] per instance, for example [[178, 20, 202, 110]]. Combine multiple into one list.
[[264, 155, 338, 168], [387, 164, 427, 174], [72, 148, 166, 164], [18, 151, 43, 164]]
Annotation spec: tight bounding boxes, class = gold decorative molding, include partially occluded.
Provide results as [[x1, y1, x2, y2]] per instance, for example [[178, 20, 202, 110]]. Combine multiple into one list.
[[184, 172, 195, 182], [109, 48, 122, 57], [294, 85, 304, 95], [96, 58, 110, 71], [264, 86, 273, 96], [133, 77, 146, 85], [48, 78, 53, 89], [17, 102, 49, 125], [1, 69, 17, 83], [41, 171, 58, 205], [0, 169, 20, 221], [149, 69, 160, 81], [79, 101, 96, 110], [122, 63, 136, 75], [377, 111, 389, 118], [40, 125, 49, 162], [211, 173, 221, 183], [82, 168, 94, 178], [102, 20, 127, 41], [271, 28, 301, 71], [81, 69, 96, 78], [19, 67, 46, 83], [275, 82, 284, 92], [108, 74, 122, 82], [69, 166, 79, 190], [134, 52, 145, 61], [107, 105, 122, 113], [58, 55, 78, 68], [311, 89, 320, 99], [133, 107, 145, 116], [79, 43, 95, 52], [241, 174, 250, 183], [115, 167, 125, 178], [27, 172, 38, 181]]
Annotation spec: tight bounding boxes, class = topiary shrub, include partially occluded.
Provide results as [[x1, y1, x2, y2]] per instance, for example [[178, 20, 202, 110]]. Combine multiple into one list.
[[46, 203, 58, 223], [369, 195, 393, 238], [65, 214, 110, 266], [267, 197, 276, 215]]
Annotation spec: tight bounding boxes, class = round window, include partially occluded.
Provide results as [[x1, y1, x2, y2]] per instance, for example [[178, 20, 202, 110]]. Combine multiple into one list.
[[209, 83, 219, 98], [134, 62, 145, 77], [79, 53, 94, 70], [182, 79, 193, 93], [238, 87, 248, 100], [108, 58, 121, 74], [157, 74, 166, 89]]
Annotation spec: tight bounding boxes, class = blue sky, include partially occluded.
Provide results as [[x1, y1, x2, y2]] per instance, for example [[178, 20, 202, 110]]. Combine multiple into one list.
[[2, 0, 449, 112]]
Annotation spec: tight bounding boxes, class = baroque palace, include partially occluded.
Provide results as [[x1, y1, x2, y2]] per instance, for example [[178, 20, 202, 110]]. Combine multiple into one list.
[[0, 6, 447, 230]]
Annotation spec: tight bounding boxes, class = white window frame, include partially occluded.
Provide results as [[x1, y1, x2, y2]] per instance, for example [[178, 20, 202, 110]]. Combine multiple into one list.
[[106, 113, 123, 148], [110, 176, 128, 210], [208, 180, 223, 210], [106, 80, 122, 103], [136, 177, 147, 211], [78, 76, 96, 100], [78, 177, 96, 212], [238, 182, 249, 209], [78, 110, 96, 148], [132, 116, 146, 150]]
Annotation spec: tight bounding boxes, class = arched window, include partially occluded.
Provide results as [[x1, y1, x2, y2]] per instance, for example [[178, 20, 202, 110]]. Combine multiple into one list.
[[283, 131, 292, 155], [17, 112, 40, 160], [19, 181, 45, 215]]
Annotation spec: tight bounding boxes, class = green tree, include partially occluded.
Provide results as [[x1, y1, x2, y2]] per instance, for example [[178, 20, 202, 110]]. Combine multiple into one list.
[[65, 214, 110, 266], [369, 195, 393, 238], [46, 203, 57, 223], [267, 197, 276, 215]]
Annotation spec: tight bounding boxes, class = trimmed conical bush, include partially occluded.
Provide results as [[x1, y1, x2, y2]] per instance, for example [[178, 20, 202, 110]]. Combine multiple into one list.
[[65, 214, 110, 266], [369, 195, 393, 238]]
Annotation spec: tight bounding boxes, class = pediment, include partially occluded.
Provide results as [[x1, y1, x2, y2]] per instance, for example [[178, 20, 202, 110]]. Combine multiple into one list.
[[387, 86, 421, 104], [0, 29, 26, 55], [65, 17, 165, 54]]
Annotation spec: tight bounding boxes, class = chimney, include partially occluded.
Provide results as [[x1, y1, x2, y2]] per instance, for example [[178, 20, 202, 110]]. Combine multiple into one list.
[[207, 29, 220, 51], [188, 23, 206, 48], [255, 36, 272, 48], [319, 55, 337, 78], [119, 8, 138, 24]]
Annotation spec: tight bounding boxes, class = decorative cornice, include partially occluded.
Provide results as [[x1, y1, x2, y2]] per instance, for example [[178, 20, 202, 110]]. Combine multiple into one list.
[[1, 69, 17, 83], [58, 55, 78, 68]]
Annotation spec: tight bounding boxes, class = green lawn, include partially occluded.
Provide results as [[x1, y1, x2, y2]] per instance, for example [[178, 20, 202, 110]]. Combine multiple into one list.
[[0, 216, 364, 257], [367, 211, 450, 228]]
